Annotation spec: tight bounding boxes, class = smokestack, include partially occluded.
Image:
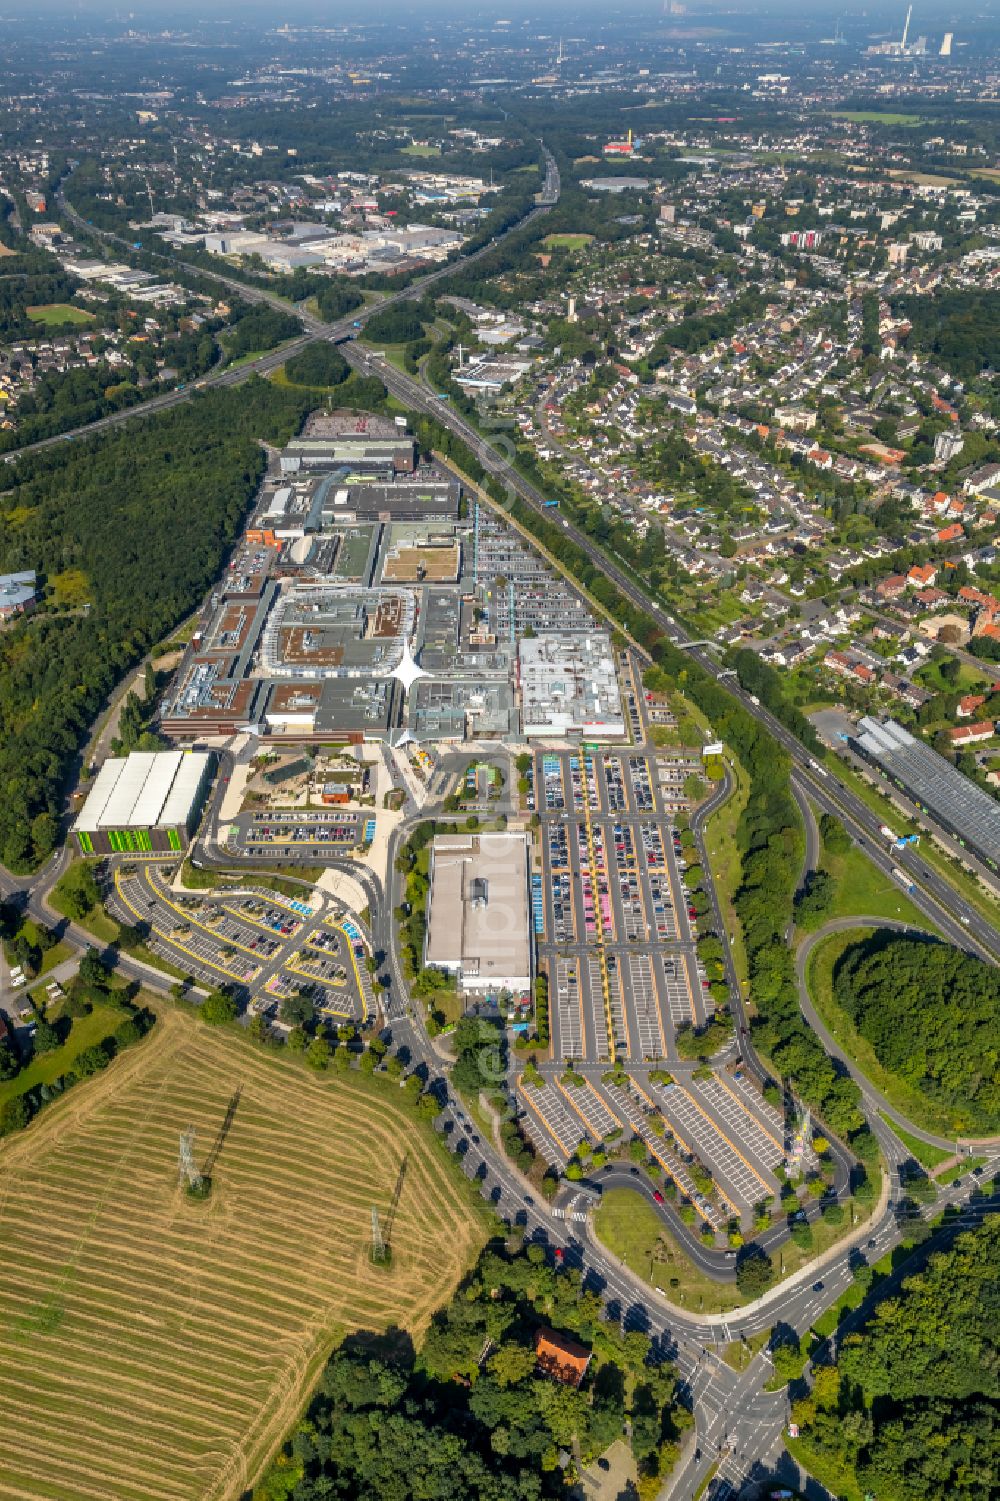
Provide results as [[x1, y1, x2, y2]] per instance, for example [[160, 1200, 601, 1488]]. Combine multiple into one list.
[[902, 4, 912, 48]]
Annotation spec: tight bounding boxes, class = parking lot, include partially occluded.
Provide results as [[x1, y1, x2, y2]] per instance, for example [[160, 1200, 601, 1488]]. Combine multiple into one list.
[[648, 1075, 782, 1219], [535, 749, 710, 1065], [227, 809, 368, 858], [108, 860, 370, 1024]]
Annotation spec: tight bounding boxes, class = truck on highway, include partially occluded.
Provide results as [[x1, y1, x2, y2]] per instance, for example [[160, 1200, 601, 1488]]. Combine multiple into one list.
[[891, 866, 916, 893]]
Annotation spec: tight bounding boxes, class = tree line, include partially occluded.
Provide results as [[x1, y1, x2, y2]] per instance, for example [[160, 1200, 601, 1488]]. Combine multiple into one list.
[[0, 377, 311, 869]]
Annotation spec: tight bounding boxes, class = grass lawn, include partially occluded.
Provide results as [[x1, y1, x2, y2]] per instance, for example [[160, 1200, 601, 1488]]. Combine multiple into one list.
[[937, 1156, 985, 1184], [594, 1186, 875, 1315], [0, 1000, 124, 1109], [702, 751, 750, 989], [784, 1436, 863, 1501], [878, 1113, 951, 1170], [805, 929, 968, 1139], [179, 863, 324, 896], [817, 752, 1000, 931], [401, 143, 441, 157], [594, 1189, 746, 1313], [26, 302, 95, 326], [915, 658, 988, 695], [721, 1328, 769, 1372], [819, 840, 933, 929], [48, 873, 120, 946], [542, 233, 594, 250], [226, 336, 301, 370]]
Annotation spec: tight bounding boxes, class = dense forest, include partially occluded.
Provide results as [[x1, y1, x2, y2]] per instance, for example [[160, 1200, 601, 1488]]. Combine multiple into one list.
[[283, 342, 350, 389], [0, 378, 311, 869], [256, 1240, 685, 1501], [0, 245, 82, 341], [894, 290, 1000, 381], [793, 1214, 1000, 1501], [833, 935, 1000, 1133]]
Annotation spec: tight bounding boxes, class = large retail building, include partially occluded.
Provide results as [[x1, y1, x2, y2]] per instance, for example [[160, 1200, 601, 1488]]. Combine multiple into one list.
[[74, 750, 214, 855]]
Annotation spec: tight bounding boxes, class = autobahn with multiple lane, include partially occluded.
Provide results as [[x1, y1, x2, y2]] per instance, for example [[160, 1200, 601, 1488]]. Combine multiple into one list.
[[2, 138, 998, 1498]]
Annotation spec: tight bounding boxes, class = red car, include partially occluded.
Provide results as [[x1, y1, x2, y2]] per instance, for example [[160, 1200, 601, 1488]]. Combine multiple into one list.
[[652, 1190, 665, 1205]]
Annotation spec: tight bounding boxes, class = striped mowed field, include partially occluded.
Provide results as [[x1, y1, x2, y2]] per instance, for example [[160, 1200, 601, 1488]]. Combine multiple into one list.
[[0, 1009, 487, 1501]]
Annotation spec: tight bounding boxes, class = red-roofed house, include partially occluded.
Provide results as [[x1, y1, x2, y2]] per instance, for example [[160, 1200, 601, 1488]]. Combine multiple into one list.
[[948, 721, 994, 746], [907, 563, 938, 588], [534, 1328, 592, 1388], [957, 694, 987, 720], [876, 574, 908, 601], [936, 523, 965, 544]]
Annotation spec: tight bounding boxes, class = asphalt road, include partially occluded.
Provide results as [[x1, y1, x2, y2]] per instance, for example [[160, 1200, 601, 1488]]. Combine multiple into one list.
[[3, 141, 999, 1495], [1, 150, 559, 465]]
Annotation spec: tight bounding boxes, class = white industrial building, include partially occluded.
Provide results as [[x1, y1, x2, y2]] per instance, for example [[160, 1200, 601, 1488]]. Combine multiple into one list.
[[424, 832, 532, 995], [74, 750, 214, 855], [518, 633, 625, 740]]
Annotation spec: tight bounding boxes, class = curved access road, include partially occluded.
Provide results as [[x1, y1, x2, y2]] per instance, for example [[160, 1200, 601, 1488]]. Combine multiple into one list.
[[796, 915, 1000, 1154]]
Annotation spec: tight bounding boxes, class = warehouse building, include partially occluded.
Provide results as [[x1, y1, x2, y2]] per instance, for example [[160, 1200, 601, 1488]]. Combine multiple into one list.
[[518, 632, 625, 740], [424, 832, 532, 996], [74, 750, 214, 855], [852, 715, 1000, 871]]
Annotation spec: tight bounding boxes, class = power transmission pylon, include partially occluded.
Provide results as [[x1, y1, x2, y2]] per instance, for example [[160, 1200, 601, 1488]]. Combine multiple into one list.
[[371, 1205, 387, 1264], [384, 1156, 408, 1248], [178, 1126, 203, 1193]]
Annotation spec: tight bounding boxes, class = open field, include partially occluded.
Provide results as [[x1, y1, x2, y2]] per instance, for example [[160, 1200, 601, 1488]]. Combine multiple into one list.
[[26, 302, 96, 326], [0, 1009, 488, 1501], [888, 168, 962, 187], [831, 110, 923, 125], [819, 840, 930, 929], [542, 233, 594, 249]]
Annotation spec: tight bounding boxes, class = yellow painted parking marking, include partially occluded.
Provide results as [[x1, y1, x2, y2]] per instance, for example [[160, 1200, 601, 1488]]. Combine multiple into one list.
[[517, 1075, 577, 1157], [114, 872, 259, 984], [140, 869, 265, 957]]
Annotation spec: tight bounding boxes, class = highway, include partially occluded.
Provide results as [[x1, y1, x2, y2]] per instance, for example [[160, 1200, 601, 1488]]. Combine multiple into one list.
[[3, 136, 999, 1496], [345, 336, 1000, 964], [1, 148, 560, 464]]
